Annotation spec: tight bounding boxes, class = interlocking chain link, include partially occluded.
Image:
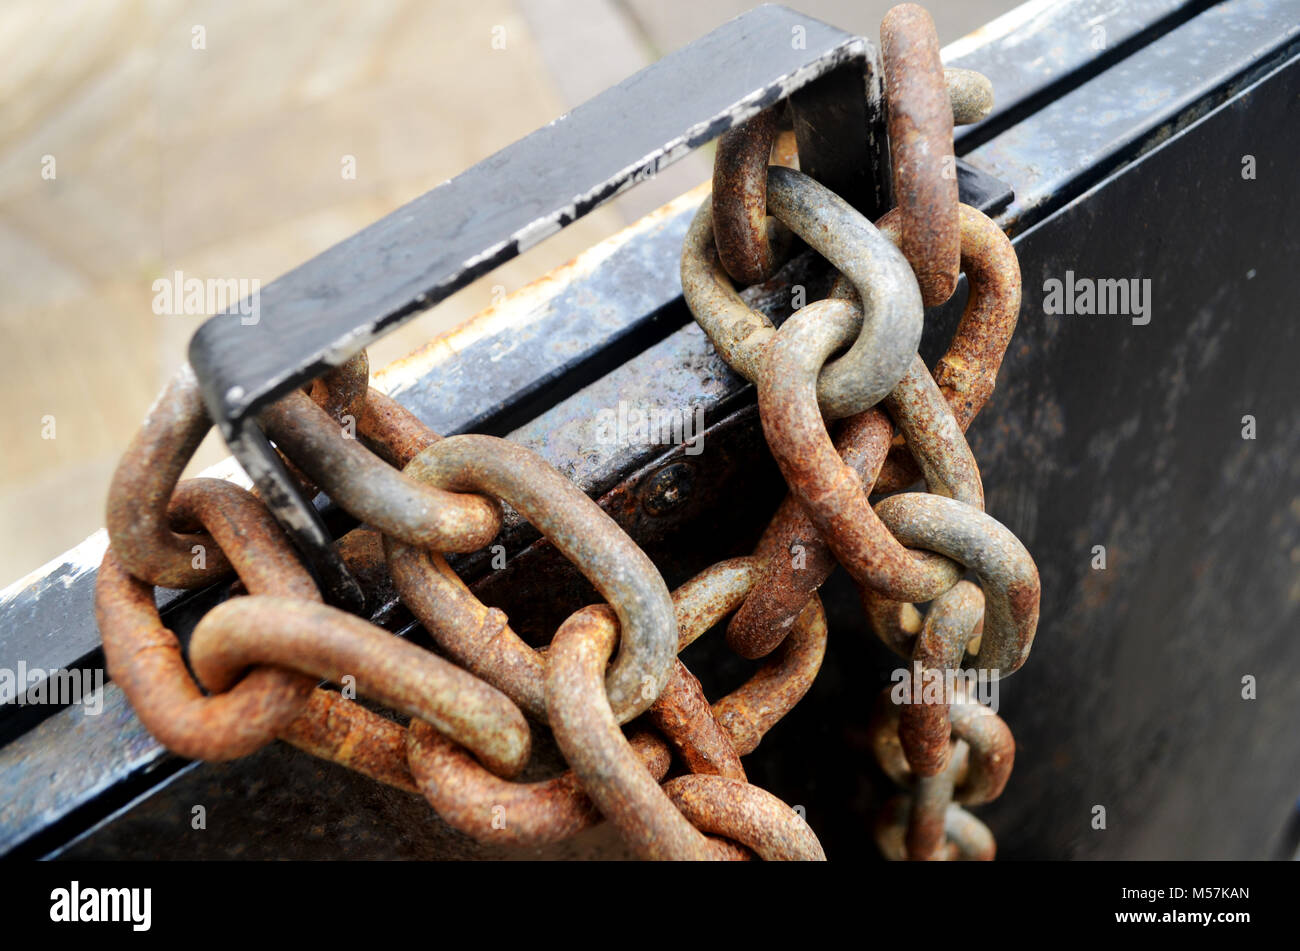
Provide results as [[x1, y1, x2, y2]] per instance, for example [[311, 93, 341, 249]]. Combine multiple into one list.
[[685, 1, 1038, 859], [92, 3, 1036, 861]]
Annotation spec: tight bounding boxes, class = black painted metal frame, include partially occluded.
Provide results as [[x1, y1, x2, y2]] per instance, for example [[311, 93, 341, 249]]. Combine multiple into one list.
[[188, 4, 888, 611]]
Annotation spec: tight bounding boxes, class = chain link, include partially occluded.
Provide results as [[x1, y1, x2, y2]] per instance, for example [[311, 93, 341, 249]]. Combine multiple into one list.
[[92, 3, 1034, 861]]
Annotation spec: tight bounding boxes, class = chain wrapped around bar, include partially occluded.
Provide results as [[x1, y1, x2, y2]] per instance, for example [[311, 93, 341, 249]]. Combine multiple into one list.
[[96, 348, 826, 858], [682, 2, 1035, 860], [92, 2, 1031, 861]]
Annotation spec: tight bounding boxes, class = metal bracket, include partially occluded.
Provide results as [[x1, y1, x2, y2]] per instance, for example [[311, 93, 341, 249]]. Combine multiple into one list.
[[187, 4, 900, 609], [185, 4, 1013, 610]]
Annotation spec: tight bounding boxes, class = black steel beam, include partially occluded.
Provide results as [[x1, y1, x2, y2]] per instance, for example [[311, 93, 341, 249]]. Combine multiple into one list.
[[185, 4, 889, 608]]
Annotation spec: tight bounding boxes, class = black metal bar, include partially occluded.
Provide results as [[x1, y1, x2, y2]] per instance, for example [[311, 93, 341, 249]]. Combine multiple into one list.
[[186, 3, 886, 610], [789, 57, 888, 219], [948, 0, 1217, 153], [962, 0, 1300, 235]]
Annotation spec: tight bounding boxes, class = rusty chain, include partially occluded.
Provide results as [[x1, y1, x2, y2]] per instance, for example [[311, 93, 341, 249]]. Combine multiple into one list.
[[93, 3, 1035, 861]]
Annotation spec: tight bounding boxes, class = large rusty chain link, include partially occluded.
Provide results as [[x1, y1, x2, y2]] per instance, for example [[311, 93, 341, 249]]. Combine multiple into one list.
[[684, 1, 1036, 860], [93, 3, 1034, 861]]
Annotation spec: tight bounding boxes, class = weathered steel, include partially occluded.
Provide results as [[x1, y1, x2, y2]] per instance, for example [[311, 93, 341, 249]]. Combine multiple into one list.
[[543, 605, 722, 860], [872, 204, 1021, 492], [96, 478, 326, 762], [661, 774, 826, 861], [399, 434, 678, 724], [683, 166, 922, 419], [186, 5, 886, 598], [881, 3, 960, 305], [189, 596, 532, 777], [757, 302, 962, 602], [3, 0, 1298, 862]]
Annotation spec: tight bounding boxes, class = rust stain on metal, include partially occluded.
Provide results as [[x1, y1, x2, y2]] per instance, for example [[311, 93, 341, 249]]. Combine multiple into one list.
[[307, 351, 370, 425], [882, 3, 960, 306], [729, 410, 890, 658], [189, 595, 531, 777], [871, 683, 1015, 809], [711, 107, 789, 285], [873, 204, 1022, 492], [260, 390, 502, 554], [544, 604, 719, 860], [649, 660, 747, 780], [758, 300, 962, 602], [95, 479, 320, 760], [105, 367, 231, 589], [388, 540, 548, 719], [874, 493, 1039, 676], [898, 581, 984, 776], [406, 721, 671, 847], [402, 434, 677, 724], [684, 166, 922, 419], [661, 774, 826, 861], [358, 386, 441, 468], [714, 595, 826, 755], [280, 688, 419, 794]]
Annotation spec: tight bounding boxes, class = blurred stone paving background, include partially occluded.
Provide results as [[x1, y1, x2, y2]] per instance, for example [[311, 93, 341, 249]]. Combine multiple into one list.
[[0, 0, 1017, 584]]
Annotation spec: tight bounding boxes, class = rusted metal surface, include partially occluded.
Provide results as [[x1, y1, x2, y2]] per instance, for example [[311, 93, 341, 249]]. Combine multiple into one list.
[[757, 300, 961, 603], [649, 661, 747, 780], [357, 386, 441, 468], [875, 493, 1038, 677], [904, 742, 966, 859], [670, 557, 755, 649], [260, 390, 502, 553], [947, 699, 1015, 806], [104, 366, 231, 589], [94, 479, 319, 761], [874, 796, 994, 860], [873, 204, 1021, 492], [279, 689, 418, 794], [871, 686, 1015, 805], [764, 166, 921, 418], [871, 676, 1008, 862], [898, 581, 984, 776], [389, 543, 549, 720], [543, 604, 719, 860], [40, 3, 1042, 865], [860, 584, 925, 657], [10, 2, 1297, 865], [405, 720, 670, 847], [875, 796, 997, 861], [661, 774, 826, 861], [944, 67, 995, 125], [880, 354, 984, 507], [307, 351, 371, 426], [682, 165, 921, 420], [80, 0, 1031, 865], [881, 3, 959, 306], [711, 107, 786, 285], [401, 434, 677, 724], [727, 410, 892, 659], [714, 595, 826, 756], [189, 596, 531, 778]]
